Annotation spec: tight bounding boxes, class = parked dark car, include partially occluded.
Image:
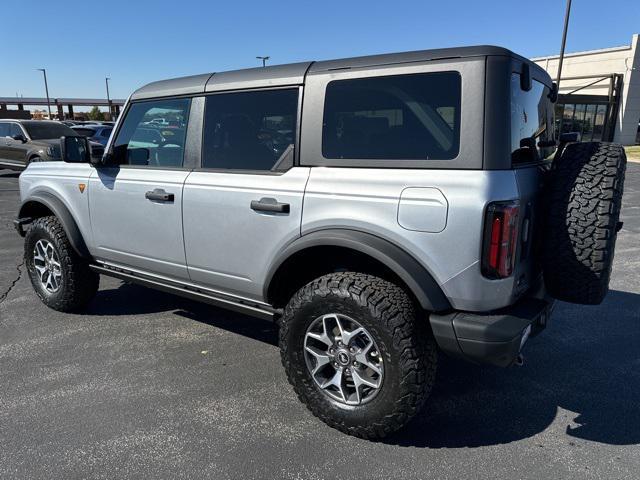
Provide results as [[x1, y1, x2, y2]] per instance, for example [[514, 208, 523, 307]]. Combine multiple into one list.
[[71, 124, 113, 146], [0, 120, 104, 170]]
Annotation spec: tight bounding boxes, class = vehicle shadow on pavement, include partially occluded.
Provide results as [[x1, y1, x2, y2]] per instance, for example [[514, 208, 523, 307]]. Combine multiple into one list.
[[385, 289, 640, 448], [86, 281, 279, 346], [86, 282, 639, 448]]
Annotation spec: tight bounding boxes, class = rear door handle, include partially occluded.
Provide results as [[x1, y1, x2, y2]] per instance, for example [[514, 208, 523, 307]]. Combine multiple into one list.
[[250, 197, 290, 213], [145, 188, 174, 202]]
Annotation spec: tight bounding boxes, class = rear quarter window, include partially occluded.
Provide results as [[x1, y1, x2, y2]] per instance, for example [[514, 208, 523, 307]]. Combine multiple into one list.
[[322, 72, 461, 161], [510, 73, 555, 164]]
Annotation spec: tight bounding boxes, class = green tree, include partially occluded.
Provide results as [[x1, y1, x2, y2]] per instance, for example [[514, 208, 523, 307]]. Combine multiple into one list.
[[87, 106, 104, 121]]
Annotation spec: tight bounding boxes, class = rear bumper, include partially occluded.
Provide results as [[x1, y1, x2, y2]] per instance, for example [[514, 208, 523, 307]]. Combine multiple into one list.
[[429, 296, 554, 367]]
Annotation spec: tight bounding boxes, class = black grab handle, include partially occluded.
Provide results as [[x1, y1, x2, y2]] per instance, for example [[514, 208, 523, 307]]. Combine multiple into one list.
[[250, 198, 290, 213]]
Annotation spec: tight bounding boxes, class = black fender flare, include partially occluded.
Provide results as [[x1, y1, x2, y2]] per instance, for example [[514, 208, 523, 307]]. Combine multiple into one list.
[[264, 229, 451, 312], [18, 192, 91, 259]]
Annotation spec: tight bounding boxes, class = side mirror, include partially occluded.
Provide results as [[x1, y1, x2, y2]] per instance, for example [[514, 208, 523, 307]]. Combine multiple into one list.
[[11, 134, 27, 143], [60, 136, 90, 163]]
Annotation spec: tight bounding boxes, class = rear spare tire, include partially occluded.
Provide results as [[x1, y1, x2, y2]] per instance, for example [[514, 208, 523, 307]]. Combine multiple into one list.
[[542, 142, 626, 305]]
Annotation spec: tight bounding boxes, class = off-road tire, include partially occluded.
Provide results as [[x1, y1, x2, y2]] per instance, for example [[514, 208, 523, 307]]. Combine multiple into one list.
[[542, 142, 626, 305], [24, 215, 99, 312], [279, 272, 437, 439]]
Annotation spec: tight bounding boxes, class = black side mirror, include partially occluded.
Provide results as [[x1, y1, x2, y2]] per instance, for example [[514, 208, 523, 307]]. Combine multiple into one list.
[[60, 136, 90, 163], [11, 134, 27, 143]]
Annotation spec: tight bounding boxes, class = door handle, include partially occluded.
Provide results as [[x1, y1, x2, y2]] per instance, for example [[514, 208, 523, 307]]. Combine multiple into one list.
[[250, 197, 290, 213], [145, 188, 174, 202]]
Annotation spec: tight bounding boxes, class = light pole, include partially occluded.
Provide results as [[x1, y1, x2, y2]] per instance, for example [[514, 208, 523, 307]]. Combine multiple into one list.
[[256, 56, 270, 67], [105, 77, 112, 120], [556, 0, 572, 91], [36, 68, 51, 120]]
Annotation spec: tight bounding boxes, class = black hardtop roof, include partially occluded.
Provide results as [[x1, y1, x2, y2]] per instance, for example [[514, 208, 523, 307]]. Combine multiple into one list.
[[131, 45, 549, 100]]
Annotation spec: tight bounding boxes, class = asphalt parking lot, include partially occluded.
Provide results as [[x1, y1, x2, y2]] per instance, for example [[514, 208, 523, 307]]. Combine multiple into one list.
[[1, 165, 639, 480]]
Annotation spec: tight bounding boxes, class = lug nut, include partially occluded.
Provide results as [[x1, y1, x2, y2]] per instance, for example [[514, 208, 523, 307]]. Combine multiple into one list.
[[353, 361, 359, 367], [337, 341, 343, 346], [349, 347, 356, 353]]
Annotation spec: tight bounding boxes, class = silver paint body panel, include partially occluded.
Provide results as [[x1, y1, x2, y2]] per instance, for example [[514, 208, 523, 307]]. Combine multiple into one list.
[[17, 47, 547, 314], [301, 167, 521, 311], [182, 167, 310, 301], [87, 167, 191, 279]]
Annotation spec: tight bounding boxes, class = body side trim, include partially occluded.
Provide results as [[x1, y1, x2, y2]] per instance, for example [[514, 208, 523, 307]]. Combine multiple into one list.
[[18, 191, 90, 258], [263, 228, 451, 311]]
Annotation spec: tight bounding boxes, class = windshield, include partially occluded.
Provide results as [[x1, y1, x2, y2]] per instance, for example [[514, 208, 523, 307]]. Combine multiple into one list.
[[24, 122, 78, 140]]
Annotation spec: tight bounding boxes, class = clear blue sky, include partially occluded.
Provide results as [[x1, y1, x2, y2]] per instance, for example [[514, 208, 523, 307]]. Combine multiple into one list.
[[2, 0, 638, 101]]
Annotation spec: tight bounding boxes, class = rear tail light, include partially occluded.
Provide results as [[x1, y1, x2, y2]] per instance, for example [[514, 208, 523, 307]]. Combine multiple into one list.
[[482, 201, 520, 279]]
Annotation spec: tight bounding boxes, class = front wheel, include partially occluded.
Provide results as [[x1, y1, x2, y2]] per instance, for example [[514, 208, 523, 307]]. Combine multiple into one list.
[[279, 272, 437, 439], [24, 216, 99, 312]]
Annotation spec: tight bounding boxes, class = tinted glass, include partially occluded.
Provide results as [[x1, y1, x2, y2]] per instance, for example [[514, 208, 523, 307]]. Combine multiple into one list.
[[0, 123, 10, 137], [73, 128, 97, 137], [24, 122, 78, 140], [510, 73, 554, 164], [10, 124, 23, 136], [202, 89, 298, 170], [101, 128, 112, 137], [582, 104, 597, 142], [112, 98, 190, 167], [322, 72, 461, 160], [592, 104, 606, 142]]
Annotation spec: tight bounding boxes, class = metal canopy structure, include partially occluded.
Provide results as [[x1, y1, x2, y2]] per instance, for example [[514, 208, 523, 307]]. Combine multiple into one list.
[[555, 73, 623, 142], [0, 96, 126, 120]]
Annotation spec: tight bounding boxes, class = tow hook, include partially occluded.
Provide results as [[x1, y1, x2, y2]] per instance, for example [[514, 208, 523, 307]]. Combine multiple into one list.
[[514, 354, 525, 367]]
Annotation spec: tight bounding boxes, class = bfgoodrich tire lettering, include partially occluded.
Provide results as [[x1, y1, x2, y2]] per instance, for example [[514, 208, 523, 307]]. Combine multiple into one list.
[[543, 142, 626, 305], [25, 216, 99, 312], [279, 272, 437, 439]]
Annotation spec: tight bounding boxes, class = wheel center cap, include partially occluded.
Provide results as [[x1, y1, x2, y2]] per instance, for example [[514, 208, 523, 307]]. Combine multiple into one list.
[[336, 350, 351, 366]]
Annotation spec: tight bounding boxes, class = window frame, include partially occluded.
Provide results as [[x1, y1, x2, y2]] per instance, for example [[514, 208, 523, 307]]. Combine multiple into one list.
[[196, 85, 303, 175], [321, 72, 462, 162], [107, 95, 195, 171], [300, 59, 483, 169]]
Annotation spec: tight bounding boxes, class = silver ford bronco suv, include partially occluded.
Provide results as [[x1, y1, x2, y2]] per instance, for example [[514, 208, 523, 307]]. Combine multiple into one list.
[[14, 46, 626, 439]]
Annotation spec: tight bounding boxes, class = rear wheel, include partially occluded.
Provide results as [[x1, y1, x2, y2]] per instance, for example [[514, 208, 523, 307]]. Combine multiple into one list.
[[279, 272, 437, 439], [542, 142, 626, 304], [25, 216, 99, 312]]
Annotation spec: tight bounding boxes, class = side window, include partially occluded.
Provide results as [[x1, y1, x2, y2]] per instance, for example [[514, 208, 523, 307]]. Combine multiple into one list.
[[510, 73, 554, 164], [10, 124, 23, 137], [0, 123, 9, 137], [202, 88, 298, 171], [322, 72, 461, 160], [111, 98, 190, 167], [101, 128, 112, 138]]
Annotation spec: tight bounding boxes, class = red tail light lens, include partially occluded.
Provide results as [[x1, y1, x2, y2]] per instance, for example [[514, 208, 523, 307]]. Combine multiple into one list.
[[482, 201, 520, 279]]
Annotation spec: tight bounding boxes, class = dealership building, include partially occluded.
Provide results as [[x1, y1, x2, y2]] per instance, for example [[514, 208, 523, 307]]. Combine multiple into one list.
[[533, 33, 640, 145]]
